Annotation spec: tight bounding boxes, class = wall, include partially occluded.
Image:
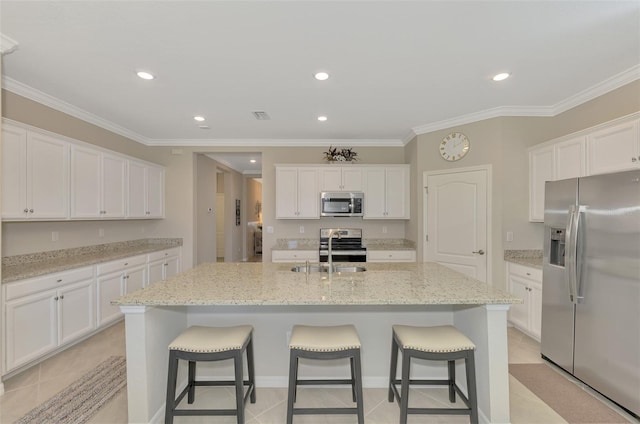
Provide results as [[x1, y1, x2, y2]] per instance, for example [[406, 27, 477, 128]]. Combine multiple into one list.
[[195, 154, 217, 265]]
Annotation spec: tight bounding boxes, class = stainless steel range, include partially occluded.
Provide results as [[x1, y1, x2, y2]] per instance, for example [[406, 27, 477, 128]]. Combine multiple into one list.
[[319, 228, 367, 263]]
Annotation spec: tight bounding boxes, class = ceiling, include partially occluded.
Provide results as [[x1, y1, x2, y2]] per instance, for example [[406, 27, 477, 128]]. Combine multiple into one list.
[[1, 1, 639, 148]]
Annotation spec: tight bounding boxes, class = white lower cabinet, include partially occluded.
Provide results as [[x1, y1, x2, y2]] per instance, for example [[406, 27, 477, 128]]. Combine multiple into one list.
[[147, 248, 181, 285], [96, 255, 147, 327], [272, 250, 319, 263], [507, 262, 542, 341], [3, 267, 95, 373], [367, 250, 416, 262]]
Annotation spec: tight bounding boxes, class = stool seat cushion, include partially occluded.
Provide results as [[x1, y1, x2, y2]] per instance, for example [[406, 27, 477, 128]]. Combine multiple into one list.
[[289, 324, 361, 352], [392, 325, 475, 353], [169, 325, 253, 353]]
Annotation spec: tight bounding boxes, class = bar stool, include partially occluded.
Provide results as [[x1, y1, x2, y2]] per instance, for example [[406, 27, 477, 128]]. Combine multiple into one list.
[[165, 325, 256, 424], [286, 324, 364, 424], [388, 324, 478, 424]]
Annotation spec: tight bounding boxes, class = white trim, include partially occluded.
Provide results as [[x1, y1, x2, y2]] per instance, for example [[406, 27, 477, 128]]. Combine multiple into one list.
[[119, 305, 151, 314], [147, 138, 404, 147], [485, 304, 511, 312], [1, 77, 152, 145], [0, 33, 19, 56], [423, 164, 493, 285]]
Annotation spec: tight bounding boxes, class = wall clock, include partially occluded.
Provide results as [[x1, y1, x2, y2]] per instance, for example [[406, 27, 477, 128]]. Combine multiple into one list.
[[440, 132, 470, 161]]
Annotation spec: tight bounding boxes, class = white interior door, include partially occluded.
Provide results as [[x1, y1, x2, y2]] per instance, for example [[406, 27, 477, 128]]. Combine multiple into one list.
[[424, 167, 489, 282]]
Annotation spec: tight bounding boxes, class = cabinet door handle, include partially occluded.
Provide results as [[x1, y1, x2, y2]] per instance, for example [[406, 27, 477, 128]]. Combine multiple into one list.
[[60, 295, 64, 300], [54, 296, 59, 301], [23, 208, 28, 213], [56, 279, 63, 283], [633, 157, 637, 163], [29, 209, 34, 213], [472, 249, 485, 255]]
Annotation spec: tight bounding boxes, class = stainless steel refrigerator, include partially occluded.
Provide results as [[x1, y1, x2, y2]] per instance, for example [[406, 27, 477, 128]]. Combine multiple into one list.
[[541, 169, 640, 418]]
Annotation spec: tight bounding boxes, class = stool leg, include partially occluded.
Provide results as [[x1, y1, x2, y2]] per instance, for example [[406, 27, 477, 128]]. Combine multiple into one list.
[[350, 356, 357, 402], [247, 336, 256, 403], [448, 359, 456, 403], [165, 351, 178, 424], [234, 351, 245, 424], [187, 360, 196, 404], [465, 351, 479, 424], [388, 335, 399, 402], [286, 350, 298, 424], [399, 351, 411, 424], [353, 351, 365, 424]]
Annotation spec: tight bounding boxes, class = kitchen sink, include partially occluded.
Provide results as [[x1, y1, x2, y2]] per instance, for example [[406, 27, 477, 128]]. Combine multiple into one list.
[[291, 264, 366, 273]]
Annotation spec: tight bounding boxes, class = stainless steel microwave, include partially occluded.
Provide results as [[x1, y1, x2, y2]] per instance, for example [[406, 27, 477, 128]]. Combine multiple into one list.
[[320, 192, 364, 217]]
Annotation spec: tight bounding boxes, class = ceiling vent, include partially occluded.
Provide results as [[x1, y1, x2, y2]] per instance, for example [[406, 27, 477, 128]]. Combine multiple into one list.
[[252, 111, 271, 120]]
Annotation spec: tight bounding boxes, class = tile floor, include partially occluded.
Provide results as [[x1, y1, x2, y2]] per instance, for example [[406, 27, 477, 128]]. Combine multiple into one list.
[[0, 323, 632, 423]]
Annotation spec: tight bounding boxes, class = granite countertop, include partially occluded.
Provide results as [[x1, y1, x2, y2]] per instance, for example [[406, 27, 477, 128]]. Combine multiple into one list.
[[504, 250, 543, 269], [114, 262, 520, 307], [2, 238, 183, 283], [272, 238, 416, 251]]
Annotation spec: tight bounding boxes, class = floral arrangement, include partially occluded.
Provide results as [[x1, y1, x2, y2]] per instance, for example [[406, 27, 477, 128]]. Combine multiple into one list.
[[323, 146, 358, 162]]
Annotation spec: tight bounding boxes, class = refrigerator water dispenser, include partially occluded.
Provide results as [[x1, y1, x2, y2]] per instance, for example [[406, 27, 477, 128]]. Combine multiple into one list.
[[550, 228, 565, 267]]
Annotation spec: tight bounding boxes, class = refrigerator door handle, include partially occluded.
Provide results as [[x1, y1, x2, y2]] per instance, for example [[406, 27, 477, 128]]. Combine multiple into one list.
[[566, 205, 579, 304], [574, 205, 586, 303]]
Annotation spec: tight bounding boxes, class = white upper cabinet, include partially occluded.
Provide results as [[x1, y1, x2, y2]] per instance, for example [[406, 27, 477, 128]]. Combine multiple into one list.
[[2, 123, 69, 220], [127, 161, 165, 218], [587, 120, 640, 175], [319, 167, 363, 192], [529, 146, 554, 222], [276, 166, 319, 219], [529, 114, 639, 222], [362, 165, 410, 219], [71, 146, 126, 219], [555, 136, 586, 180]]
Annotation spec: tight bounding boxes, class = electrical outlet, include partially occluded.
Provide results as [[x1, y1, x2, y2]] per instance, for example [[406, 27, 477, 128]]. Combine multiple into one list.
[[299, 226, 304, 234], [267, 226, 274, 234], [51, 231, 59, 242], [506, 231, 514, 242], [382, 226, 387, 234], [98, 228, 105, 237]]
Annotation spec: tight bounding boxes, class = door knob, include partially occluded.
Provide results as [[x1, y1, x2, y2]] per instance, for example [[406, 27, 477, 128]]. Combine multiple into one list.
[[472, 249, 485, 255]]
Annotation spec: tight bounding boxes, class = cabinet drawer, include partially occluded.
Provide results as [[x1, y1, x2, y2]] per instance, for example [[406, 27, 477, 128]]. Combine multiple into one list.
[[96, 254, 147, 275], [5, 266, 94, 301], [272, 250, 319, 263], [508, 262, 542, 282], [147, 247, 180, 262], [368, 250, 416, 262]]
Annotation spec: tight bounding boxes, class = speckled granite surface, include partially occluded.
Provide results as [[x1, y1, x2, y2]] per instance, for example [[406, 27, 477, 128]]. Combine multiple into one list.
[[504, 250, 543, 269], [113, 262, 520, 306], [2, 239, 182, 283], [272, 238, 416, 252], [364, 239, 416, 251]]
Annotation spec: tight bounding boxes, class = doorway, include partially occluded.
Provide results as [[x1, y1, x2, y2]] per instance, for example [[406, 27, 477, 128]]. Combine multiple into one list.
[[423, 165, 492, 282]]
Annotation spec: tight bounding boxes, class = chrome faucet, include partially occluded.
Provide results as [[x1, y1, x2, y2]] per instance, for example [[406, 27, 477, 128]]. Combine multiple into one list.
[[327, 229, 342, 275]]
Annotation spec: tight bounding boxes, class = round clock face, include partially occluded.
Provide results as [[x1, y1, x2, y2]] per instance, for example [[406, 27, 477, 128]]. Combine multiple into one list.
[[440, 132, 470, 161]]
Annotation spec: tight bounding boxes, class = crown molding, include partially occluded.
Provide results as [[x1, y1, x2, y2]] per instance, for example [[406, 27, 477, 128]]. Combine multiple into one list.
[[1, 76, 152, 145], [551, 64, 640, 115], [147, 138, 405, 147], [0, 33, 19, 56]]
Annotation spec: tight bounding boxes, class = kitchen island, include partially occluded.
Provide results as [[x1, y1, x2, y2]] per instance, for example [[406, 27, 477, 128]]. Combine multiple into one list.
[[115, 262, 520, 423]]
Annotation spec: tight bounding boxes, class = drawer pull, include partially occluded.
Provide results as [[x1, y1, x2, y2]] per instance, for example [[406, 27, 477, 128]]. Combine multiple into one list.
[[56, 279, 63, 283]]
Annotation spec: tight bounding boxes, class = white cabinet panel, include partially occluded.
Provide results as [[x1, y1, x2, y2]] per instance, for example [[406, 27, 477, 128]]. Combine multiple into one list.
[[148, 260, 165, 286], [271, 250, 319, 263], [96, 272, 124, 327], [128, 161, 164, 218], [319, 167, 362, 191], [528, 146, 554, 222], [101, 154, 127, 218], [507, 262, 542, 341], [363, 166, 410, 219], [555, 137, 586, 180], [1, 124, 69, 220], [146, 165, 164, 218], [367, 250, 416, 262], [275, 167, 319, 219], [71, 146, 102, 218], [125, 266, 146, 295], [587, 120, 640, 175], [58, 280, 95, 345]]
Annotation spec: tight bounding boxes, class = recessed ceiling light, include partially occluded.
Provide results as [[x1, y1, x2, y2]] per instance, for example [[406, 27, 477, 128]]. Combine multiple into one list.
[[314, 72, 329, 81], [250, 159, 257, 163], [136, 71, 155, 80], [492, 72, 510, 81], [317, 116, 328, 122], [194, 116, 205, 122]]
